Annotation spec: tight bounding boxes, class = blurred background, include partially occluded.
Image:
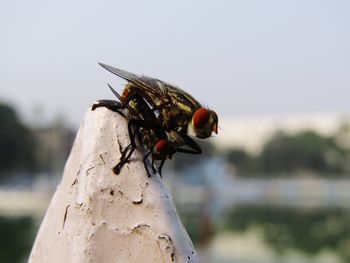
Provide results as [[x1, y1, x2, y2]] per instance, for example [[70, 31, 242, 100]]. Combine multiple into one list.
[[1, 0, 349, 262]]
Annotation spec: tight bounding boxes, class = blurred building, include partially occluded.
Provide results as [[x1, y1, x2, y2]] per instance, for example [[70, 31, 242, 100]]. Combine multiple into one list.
[[216, 112, 350, 153]]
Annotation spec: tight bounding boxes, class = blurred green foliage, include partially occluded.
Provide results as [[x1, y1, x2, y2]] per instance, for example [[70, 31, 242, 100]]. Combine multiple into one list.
[[179, 205, 350, 261], [225, 206, 350, 262], [178, 212, 201, 245], [0, 104, 37, 177], [0, 216, 36, 263], [172, 139, 216, 171], [227, 130, 350, 177], [0, 102, 75, 180]]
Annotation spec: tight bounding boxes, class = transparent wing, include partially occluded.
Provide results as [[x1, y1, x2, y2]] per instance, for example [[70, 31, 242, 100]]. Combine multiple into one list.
[[99, 62, 202, 110], [99, 63, 165, 96]]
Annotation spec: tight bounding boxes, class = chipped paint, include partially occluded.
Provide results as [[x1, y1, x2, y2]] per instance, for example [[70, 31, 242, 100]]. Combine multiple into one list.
[[62, 205, 70, 230], [99, 153, 106, 165], [29, 106, 198, 263]]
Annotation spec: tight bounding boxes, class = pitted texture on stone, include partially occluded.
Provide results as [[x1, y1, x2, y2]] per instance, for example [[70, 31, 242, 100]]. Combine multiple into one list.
[[29, 106, 198, 263]]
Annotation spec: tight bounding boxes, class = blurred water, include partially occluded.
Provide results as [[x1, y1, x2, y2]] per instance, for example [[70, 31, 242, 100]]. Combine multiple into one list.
[[1, 161, 350, 263]]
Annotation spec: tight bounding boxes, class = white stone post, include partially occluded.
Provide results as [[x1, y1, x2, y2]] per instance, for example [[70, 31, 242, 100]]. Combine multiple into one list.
[[29, 106, 198, 263]]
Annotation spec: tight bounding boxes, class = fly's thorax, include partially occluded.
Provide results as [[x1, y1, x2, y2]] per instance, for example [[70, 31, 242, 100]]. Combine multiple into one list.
[[160, 106, 191, 132], [126, 83, 162, 106], [123, 77, 200, 134]]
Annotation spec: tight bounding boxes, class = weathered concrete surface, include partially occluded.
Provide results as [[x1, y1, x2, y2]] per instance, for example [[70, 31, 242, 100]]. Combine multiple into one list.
[[29, 106, 198, 263]]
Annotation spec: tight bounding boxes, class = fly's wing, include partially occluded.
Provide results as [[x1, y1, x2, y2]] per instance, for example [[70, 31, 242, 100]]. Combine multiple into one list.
[[99, 63, 165, 97], [99, 63, 202, 110]]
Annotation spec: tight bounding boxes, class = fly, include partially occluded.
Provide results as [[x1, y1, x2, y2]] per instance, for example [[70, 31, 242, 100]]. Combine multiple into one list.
[[98, 63, 218, 155], [93, 85, 186, 177]]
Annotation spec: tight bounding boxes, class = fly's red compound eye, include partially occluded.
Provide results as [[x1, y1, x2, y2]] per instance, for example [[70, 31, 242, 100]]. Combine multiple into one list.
[[155, 139, 169, 154], [193, 108, 210, 129], [121, 89, 130, 101]]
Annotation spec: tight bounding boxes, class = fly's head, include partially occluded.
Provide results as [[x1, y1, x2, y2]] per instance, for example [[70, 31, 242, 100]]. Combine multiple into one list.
[[153, 139, 174, 160], [189, 108, 218, 139]]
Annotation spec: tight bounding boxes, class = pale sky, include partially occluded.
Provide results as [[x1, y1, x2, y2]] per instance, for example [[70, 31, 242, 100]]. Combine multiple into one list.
[[0, 0, 349, 127]]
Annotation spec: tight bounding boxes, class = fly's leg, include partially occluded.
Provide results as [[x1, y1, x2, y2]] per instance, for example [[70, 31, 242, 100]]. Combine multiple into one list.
[[151, 158, 157, 174], [175, 134, 202, 154], [126, 119, 165, 177], [108, 85, 158, 120], [92, 99, 126, 117], [113, 143, 134, 174], [123, 92, 160, 116], [113, 119, 163, 175], [113, 120, 139, 174], [157, 159, 166, 178], [92, 99, 134, 174], [143, 151, 153, 177], [152, 135, 202, 178]]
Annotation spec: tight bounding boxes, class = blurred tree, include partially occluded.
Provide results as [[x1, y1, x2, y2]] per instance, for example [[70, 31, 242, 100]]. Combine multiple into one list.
[[259, 130, 346, 176], [172, 140, 216, 172], [334, 123, 350, 173], [0, 216, 35, 263], [0, 103, 37, 178], [226, 205, 350, 262], [227, 148, 249, 165], [226, 130, 349, 177], [226, 148, 258, 175], [335, 122, 350, 150]]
